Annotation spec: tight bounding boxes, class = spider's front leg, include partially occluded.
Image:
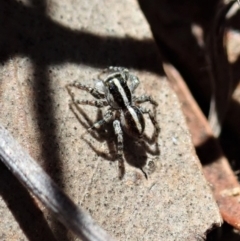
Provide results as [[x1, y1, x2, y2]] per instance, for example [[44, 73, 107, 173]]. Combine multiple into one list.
[[66, 86, 108, 108], [67, 81, 105, 99], [113, 119, 125, 179], [139, 107, 160, 143]]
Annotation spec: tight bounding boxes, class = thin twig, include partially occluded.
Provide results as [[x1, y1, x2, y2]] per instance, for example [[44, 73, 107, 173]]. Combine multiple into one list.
[[0, 123, 115, 241]]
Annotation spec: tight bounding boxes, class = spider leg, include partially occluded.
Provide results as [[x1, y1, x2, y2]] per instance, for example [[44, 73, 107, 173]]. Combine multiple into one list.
[[113, 119, 125, 179], [139, 107, 160, 142], [67, 81, 105, 99], [67, 86, 108, 108], [82, 109, 113, 137], [134, 95, 158, 106], [128, 74, 140, 92], [75, 99, 108, 108]]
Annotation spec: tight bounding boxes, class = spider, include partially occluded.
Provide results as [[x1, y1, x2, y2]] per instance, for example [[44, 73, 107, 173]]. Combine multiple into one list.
[[66, 66, 160, 179]]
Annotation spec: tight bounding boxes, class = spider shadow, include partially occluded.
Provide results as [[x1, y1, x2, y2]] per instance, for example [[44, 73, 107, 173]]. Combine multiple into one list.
[[69, 102, 160, 178], [70, 103, 117, 158]]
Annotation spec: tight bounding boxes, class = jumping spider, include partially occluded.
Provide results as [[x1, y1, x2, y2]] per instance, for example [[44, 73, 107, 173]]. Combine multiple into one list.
[[66, 66, 160, 179]]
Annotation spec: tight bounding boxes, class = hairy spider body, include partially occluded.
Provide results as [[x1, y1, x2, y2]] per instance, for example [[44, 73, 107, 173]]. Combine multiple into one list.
[[104, 72, 145, 138], [67, 66, 159, 179]]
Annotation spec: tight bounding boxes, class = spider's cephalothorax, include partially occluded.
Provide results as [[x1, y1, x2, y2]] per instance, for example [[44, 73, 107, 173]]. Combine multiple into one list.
[[67, 66, 160, 179]]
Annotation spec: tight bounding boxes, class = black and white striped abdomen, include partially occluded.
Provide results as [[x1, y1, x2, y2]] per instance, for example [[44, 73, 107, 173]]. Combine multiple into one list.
[[120, 106, 145, 138], [105, 75, 132, 109]]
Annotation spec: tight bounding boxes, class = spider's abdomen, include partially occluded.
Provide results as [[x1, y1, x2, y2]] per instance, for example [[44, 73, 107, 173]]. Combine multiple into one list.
[[121, 106, 145, 138], [106, 75, 132, 109]]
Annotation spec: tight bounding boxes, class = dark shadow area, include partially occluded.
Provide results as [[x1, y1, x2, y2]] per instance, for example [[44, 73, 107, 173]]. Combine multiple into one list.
[[223, 11, 240, 148], [195, 136, 222, 165], [231, 56, 240, 90], [207, 222, 240, 241], [220, 102, 240, 176], [32, 61, 69, 240], [138, 0, 221, 116], [138, 0, 240, 165], [138, 0, 240, 145], [70, 103, 117, 158], [0, 0, 163, 74], [222, 7, 240, 178], [0, 161, 57, 241], [124, 133, 160, 172]]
